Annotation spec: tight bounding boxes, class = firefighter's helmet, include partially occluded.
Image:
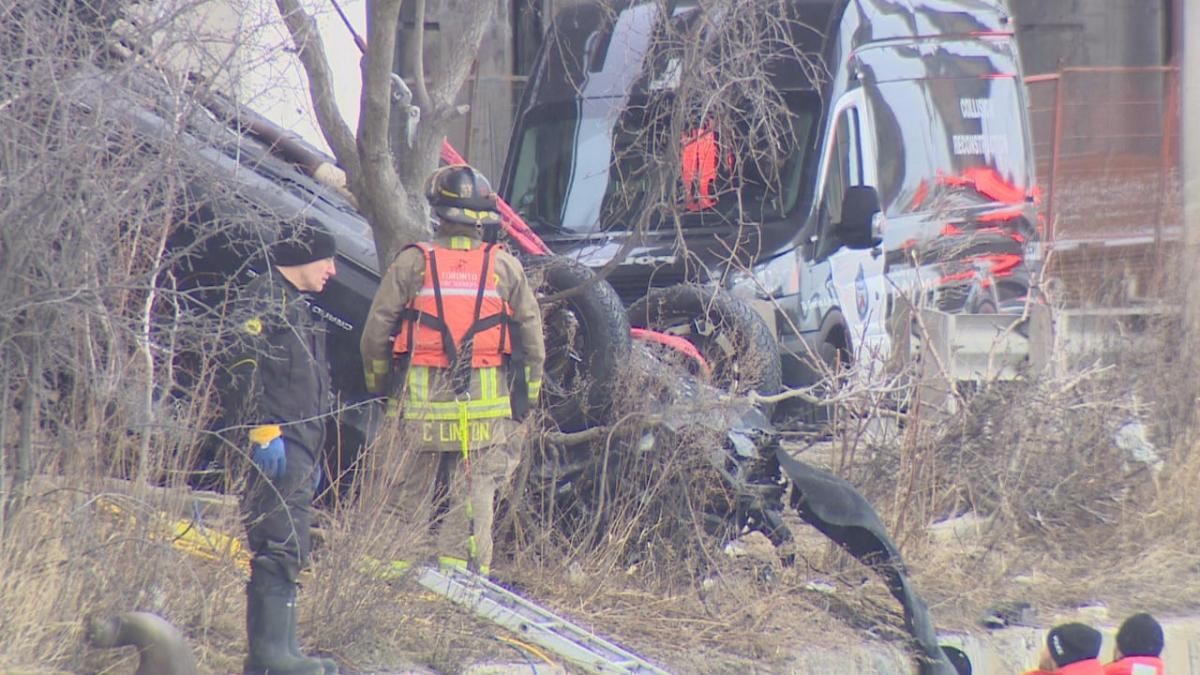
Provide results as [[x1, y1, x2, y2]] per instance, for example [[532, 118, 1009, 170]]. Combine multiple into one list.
[[425, 164, 501, 227]]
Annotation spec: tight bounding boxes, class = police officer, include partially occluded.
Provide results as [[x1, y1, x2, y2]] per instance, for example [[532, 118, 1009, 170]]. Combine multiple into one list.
[[360, 164, 545, 575], [219, 219, 338, 675]]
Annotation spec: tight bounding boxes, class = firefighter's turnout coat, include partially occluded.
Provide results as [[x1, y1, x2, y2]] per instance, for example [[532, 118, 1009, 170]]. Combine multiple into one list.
[[360, 223, 545, 451]]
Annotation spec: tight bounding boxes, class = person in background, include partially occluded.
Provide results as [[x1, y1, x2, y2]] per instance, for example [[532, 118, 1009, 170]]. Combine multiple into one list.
[[1024, 623, 1104, 675], [1104, 613, 1165, 675], [219, 219, 338, 675]]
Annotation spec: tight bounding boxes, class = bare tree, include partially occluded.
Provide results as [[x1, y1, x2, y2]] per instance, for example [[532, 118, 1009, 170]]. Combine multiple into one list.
[[272, 0, 497, 264], [0, 0, 306, 510]]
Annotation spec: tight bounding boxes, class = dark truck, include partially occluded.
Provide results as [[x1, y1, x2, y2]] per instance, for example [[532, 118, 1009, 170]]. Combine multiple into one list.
[[500, 0, 1042, 407]]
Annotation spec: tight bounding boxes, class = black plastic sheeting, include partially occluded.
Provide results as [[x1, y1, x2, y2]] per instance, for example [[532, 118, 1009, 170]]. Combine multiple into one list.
[[776, 448, 957, 675]]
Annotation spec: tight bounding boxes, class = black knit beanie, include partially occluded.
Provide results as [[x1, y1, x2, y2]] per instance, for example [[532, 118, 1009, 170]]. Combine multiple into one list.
[[269, 219, 336, 267], [1047, 623, 1102, 667], [1117, 613, 1164, 657]]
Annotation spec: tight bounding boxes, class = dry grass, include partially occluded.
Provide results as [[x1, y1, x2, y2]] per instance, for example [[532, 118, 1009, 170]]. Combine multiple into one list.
[[8, 312, 1198, 673], [824, 310, 1200, 632]]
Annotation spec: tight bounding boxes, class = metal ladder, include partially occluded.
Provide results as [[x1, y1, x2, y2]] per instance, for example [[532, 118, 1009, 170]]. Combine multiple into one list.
[[417, 566, 671, 675]]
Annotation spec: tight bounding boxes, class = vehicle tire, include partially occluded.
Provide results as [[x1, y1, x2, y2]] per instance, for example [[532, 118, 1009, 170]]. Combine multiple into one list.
[[626, 284, 782, 402], [523, 255, 631, 431]]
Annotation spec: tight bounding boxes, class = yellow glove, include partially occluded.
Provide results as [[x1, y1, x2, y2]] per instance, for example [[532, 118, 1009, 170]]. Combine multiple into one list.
[[248, 424, 282, 446]]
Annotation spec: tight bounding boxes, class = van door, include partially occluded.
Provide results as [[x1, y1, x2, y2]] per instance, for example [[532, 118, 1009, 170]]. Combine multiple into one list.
[[799, 90, 887, 372]]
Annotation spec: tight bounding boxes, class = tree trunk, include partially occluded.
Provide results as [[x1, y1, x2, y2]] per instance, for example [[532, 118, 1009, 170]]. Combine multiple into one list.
[[275, 0, 498, 268]]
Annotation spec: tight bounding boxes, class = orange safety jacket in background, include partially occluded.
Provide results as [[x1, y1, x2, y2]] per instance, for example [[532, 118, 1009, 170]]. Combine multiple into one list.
[[1024, 659, 1105, 675], [392, 242, 513, 371], [1103, 656, 1165, 675]]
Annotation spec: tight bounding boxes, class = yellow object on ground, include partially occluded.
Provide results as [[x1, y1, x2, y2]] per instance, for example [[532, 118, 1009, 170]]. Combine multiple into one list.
[[97, 497, 249, 569]]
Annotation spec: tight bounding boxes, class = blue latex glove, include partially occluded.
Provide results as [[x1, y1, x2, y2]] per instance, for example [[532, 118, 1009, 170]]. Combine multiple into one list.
[[251, 437, 286, 480]]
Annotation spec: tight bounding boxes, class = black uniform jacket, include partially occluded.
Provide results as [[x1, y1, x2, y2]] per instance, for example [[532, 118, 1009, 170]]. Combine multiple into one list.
[[218, 271, 331, 455]]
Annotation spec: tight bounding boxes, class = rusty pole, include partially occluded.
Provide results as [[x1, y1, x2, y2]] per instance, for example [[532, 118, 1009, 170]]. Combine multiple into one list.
[[1047, 75, 1064, 244], [1182, 0, 1200, 400]]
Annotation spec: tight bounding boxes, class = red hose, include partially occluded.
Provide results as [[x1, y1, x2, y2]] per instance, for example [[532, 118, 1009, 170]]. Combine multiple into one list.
[[630, 328, 711, 376], [441, 140, 709, 366], [440, 141, 549, 255]]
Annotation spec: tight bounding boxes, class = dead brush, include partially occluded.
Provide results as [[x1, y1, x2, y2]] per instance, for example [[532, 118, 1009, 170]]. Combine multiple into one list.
[[1, 5, 319, 670], [830, 311, 1200, 625], [490, 345, 905, 670], [0, 475, 248, 673]]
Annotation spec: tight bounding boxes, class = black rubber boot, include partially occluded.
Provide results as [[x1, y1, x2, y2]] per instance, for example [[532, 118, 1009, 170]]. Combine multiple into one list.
[[243, 581, 326, 675], [288, 590, 337, 674]]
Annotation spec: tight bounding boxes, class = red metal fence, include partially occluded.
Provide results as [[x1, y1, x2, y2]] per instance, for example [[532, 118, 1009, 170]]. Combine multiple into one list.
[[1025, 66, 1180, 297]]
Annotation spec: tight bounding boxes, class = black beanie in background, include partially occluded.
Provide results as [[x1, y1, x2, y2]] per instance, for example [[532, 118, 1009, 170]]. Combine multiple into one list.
[[1047, 623, 1103, 667], [1116, 613, 1164, 657], [269, 219, 336, 267]]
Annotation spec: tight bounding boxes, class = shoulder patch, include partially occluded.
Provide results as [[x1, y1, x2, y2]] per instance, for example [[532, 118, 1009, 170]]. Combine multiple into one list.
[[242, 318, 263, 335]]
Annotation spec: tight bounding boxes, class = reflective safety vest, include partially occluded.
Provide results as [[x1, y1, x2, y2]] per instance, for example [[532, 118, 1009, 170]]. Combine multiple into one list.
[[681, 127, 719, 211], [680, 125, 732, 212], [393, 241, 513, 372], [398, 363, 513, 422]]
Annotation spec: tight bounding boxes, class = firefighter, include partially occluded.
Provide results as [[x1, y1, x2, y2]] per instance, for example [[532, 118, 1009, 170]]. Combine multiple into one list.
[[218, 219, 338, 675], [360, 164, 545, 575]]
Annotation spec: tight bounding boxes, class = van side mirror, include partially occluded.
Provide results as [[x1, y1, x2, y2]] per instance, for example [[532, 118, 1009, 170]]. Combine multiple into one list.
[[835, 185, 883, 250]]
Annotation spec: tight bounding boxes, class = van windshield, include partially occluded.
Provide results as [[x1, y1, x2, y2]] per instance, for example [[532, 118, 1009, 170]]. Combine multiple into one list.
[[506, 91, 819, 235]]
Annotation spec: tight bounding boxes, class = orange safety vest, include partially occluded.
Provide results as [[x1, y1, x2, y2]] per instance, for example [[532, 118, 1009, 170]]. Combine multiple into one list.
[[1103, 656, 1165, 675], [1025, 659, 1105, 675], [681, 127, 719, 211], [393, 242, 512, 371], [680, 125, 733, 212]]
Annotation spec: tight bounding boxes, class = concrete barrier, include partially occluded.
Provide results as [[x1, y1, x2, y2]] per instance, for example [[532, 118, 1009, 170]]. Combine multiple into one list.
[[752, 616, 1200, 673], [941, 616, 1200, 674]]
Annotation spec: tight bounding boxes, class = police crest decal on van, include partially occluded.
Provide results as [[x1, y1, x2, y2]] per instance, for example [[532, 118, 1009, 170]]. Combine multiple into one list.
[[854, 263, 869, 320]]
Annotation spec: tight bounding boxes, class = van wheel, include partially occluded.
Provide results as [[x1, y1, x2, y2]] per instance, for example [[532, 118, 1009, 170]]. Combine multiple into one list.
[[626, 284, 782, 404], [779, 309, 849, 431], [818, 341, 846, 374], [525, 255, 631, 431], [783, 340, 844, 430]]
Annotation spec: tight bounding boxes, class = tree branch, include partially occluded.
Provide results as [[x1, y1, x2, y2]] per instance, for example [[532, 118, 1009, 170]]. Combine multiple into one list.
[[358, 0, 407, 260], [411, 0, 432, 112], [272, 0, 361, 182]]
